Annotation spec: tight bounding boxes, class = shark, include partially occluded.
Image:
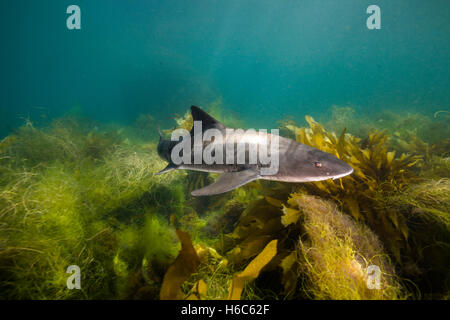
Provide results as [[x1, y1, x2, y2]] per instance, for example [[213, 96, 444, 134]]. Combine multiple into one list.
[[156, 106, 353, 196]]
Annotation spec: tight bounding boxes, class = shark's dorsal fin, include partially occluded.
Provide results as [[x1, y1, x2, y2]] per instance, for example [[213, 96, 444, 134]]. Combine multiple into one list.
[[191, 169, 259, 196], [190, 106, 226, 132]]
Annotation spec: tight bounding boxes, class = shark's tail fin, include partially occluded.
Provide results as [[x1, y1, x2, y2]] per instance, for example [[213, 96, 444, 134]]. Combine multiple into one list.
[[154, 162, 177, 176]]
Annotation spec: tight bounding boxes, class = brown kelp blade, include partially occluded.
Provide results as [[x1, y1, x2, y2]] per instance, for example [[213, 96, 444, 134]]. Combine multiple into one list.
[[160, 230, 200, 300]]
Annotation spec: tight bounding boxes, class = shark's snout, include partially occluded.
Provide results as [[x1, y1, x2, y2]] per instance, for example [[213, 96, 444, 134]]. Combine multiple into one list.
[[302, 149, 353, 182], [321, 156, 353, 180], [331, 162, 353, 180]]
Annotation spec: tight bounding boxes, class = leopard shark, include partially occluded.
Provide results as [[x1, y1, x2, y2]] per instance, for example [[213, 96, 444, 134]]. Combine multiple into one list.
[[156, 106, 353, 196]]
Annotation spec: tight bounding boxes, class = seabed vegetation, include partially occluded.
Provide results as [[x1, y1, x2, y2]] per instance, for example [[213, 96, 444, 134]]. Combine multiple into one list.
[[0, 104, 448, 300]]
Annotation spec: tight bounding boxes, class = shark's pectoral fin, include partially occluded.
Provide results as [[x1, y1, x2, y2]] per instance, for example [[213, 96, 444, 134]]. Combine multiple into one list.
[[191, 169, 260, 196], [155, 163, 178, 175]]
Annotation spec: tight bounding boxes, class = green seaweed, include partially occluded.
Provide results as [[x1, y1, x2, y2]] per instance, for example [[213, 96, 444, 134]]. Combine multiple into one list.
[[0, 117, 185, 299], [0, 105, 448, 300], [282, 192, 406, 300], [282, 115, 421, 262]]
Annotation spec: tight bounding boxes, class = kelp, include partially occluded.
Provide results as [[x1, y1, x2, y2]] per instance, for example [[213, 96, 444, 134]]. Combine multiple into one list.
[[207, 189, 406, 300], [160, 229, 277, 300], [0, 105, 449, 300], [184, 243, 231, 300], [283, 115, 420, 262], [160, 230, 200, 300], [208, 113, 446, 298], [226, 240, 277, 300], [322, 106, 450, 158], [222, 197, 285, 266]]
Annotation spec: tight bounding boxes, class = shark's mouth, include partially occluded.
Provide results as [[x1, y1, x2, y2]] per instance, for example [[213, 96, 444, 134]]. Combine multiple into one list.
[[332, 168, 354, 180]]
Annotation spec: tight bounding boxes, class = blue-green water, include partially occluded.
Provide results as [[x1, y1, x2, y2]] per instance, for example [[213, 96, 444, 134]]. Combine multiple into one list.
[[1, 1, 450, 301], [1, 0, 449, 137]]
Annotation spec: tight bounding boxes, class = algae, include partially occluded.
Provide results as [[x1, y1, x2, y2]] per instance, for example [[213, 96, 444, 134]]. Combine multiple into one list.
[[282, 192, 405, 299], [0, 105, 448, 300]]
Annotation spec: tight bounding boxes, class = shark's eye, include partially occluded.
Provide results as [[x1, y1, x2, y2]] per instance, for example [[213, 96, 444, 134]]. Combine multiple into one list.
[[314, 161, 322, 168]]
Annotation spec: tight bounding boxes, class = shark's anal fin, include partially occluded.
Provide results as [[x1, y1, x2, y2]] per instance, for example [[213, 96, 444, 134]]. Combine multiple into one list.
[[155, 163, 178, 175], [191, 169, 259, 196]]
